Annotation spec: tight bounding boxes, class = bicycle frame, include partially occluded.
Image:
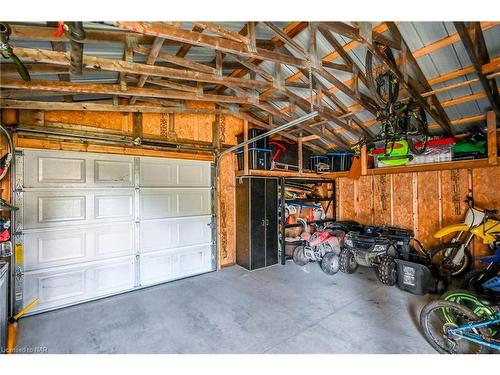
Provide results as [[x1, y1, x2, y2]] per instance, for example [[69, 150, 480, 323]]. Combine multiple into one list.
[[448, 312, 500, 351]]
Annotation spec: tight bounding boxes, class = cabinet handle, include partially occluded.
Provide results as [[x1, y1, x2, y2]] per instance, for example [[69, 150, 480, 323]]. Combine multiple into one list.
[[266, 218, 269, 226], [261, 219, 266, 226]]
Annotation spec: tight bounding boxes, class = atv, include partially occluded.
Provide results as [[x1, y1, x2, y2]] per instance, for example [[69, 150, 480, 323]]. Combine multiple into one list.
[[293, 220, 363, 275], [339, 225, 414, 285]]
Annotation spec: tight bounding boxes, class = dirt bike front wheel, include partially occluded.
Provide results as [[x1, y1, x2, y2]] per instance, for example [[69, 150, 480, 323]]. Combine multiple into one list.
[[430, 244, 472, 277]]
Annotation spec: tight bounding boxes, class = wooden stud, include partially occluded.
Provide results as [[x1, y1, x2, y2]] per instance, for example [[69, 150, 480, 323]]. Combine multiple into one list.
[[243, 120, 249, 175], [298, 137, 303, 173], [487, 110, 498, 165], [360, 144, 367, 176]]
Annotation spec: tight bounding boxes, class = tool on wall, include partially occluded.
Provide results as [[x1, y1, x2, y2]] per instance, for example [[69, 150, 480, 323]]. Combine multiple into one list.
[[0, 22, 31, 81]]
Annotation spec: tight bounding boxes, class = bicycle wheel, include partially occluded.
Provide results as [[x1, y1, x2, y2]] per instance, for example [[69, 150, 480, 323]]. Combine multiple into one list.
[[441, 290, 498, 334], [405, 103, 428, 155], [420, 300, 489, 354], [365, 43, 400, 109]]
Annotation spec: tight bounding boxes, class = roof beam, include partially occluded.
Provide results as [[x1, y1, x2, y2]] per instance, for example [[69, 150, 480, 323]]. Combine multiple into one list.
[[454, 22, 500, 117], [262, 22, 308, 58], [194, 22, 250, 44], [134, 45, 217, 74], [11, 46, 271, 90], [129, 37, 165, 105], [322, 22, 401, 50], [114, 22, 308, 68], [0, 98, 236, 115], [0, 78, 252, 105]]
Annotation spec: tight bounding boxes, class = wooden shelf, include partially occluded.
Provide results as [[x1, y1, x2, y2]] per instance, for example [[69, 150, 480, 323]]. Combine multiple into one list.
[[364, 157, 499, 175]]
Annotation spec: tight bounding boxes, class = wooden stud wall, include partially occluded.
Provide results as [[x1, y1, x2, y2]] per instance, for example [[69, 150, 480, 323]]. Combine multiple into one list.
[[336, 166, 500, 260]]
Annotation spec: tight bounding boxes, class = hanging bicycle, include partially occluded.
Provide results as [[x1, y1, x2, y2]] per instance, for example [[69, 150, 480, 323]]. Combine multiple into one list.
[[355, 43, 429, 162]]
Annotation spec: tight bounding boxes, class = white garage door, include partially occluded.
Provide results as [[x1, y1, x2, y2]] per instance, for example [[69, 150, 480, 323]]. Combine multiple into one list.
[[14, 149, 215, 315]]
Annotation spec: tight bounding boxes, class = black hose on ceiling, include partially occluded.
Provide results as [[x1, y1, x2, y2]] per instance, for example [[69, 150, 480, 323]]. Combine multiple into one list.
[[66, 22, 86, 76], [0, 22, 31, 81]]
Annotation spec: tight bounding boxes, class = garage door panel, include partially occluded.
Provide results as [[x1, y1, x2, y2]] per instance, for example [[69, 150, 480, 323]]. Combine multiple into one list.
[[37, 156, 86, 185], [23, 150, 135, 188], [140, 158, 211, 187], [140, 245, 212, 286], [141, 188, 211, 219], [90, 260, 135, 296], [23, 189, 135, 229], [23, 223, 135, 271], [140, 216, 211, 253], [24, 257, 135, 314], [94, 194, 133, 220], [94, 159, 133, 186], [95, 224, 135, 257], [38, 195, 86, 224]]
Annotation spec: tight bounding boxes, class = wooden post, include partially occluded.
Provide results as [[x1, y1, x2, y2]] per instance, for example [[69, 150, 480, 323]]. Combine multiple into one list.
[[360, 144, 368, 175], [487, 110, 497, 165], [298, 137, 303, 174], [132, 112, 143, 141], [243, 119, 249, 175]]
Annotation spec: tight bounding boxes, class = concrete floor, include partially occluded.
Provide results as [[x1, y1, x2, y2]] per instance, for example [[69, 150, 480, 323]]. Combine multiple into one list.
[[18, 262, 437, 353]]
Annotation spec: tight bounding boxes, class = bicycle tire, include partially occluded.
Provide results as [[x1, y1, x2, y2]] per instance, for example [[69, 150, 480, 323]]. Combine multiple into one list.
[[365, 43, 400, 109], [420, 300, 489, 354], [406, 104, 429, 155]]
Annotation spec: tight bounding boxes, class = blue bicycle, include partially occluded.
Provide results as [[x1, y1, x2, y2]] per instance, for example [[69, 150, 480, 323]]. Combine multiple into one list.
[[420, 298, 500, 353]]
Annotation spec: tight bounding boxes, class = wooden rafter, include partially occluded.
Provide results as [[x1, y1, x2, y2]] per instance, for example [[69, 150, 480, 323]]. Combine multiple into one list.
[[0, 78, 251, 105], [129, 37, 165, 105], [11, 47, 270, 90], [454, 22, 500, 117], [262, 22, 308, 58], [114, 22, 308, 68], [194, 22, 250, 45], [134, 45, 217, 74]]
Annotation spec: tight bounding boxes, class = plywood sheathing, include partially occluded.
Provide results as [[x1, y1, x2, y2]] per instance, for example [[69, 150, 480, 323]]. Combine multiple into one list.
[[336, 166, 500, 260]]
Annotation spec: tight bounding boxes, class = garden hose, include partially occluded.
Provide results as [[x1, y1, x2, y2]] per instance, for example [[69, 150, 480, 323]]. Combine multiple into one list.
[[0, 22, 31, 81]]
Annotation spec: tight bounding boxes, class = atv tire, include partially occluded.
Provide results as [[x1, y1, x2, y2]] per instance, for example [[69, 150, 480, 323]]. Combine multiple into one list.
[[292, 246, 309, 266], [320, 252, 340, 275], [377, 255, 398, 286], [339, 248, 358, 274]]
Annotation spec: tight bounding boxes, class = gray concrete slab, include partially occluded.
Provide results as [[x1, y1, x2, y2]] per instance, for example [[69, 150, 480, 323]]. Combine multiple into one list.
[[17, 262, 436, 353]]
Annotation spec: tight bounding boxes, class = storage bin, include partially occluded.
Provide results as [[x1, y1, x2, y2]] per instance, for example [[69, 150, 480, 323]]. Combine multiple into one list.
[[327, 152, 354, 171], [309, 155, 329, 172], [236, 147, 272, 170], [373, 138, 455, 168], [236, 128, 269, 149]]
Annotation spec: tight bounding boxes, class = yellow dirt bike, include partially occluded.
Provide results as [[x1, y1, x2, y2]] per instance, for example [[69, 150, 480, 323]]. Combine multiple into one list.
[[430, 197, 500, 277]]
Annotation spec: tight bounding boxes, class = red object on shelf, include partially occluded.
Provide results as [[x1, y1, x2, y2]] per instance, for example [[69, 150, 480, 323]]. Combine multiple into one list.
[[414, 137, 456, 149]]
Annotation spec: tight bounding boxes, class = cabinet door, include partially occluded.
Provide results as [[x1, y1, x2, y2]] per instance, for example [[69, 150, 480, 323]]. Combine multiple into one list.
[[265, 179, 278, 266], [250, 178, 266, 269]]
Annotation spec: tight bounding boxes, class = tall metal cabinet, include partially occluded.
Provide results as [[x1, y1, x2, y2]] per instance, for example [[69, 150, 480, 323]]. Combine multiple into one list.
[[235, 177, 278, 270]]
